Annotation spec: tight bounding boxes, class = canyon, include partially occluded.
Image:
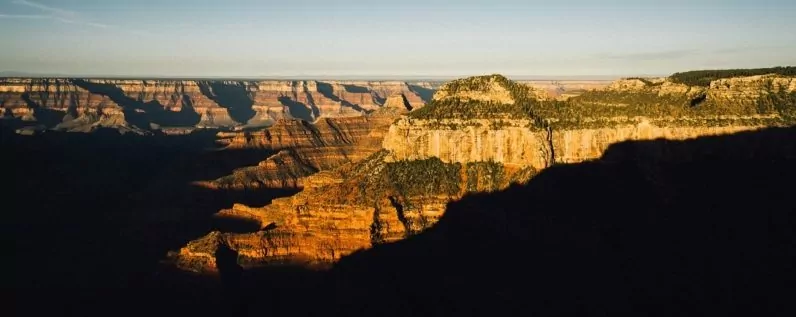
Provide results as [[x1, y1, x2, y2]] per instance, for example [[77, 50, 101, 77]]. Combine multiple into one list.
[[169, 71, 796, 272], [7, 68, 796, 317], [0, 78, 437, 134]]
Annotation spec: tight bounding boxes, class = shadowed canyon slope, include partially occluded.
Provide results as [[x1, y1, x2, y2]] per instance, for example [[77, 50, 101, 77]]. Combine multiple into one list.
[[171, 70, 796, 272]]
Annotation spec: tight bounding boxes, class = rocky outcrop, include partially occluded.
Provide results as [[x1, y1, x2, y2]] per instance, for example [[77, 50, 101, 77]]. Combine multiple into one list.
[[519, 80, 612, 100], [171, 152, 535, 271], [432, 76, 516, 104], [382, 93, 413, 111], [202, 109, 404, 190], [217, 116, 384, 150], [708, 75, 796, 102], [604, 78, 651, 91], [599, 74, 796, 103]]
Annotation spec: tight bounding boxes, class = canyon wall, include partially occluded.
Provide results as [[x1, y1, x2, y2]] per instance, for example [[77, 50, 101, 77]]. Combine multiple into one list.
[[383, 117, 553, 168], [171, 73, 796, 272], [383, 117, 766, 169], [202, 110, 400, 190], [0, 78, 436, 133]]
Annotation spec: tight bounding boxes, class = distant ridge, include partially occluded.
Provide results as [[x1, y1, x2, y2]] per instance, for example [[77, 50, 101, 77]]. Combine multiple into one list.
[[0, 72, 621, 81]]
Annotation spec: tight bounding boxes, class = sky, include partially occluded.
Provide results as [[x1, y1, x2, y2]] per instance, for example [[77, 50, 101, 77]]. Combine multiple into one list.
[[0, 0, 795, 78]]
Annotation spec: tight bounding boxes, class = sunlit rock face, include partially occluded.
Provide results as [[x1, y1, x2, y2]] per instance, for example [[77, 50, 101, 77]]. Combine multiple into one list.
[[171, 72, 796, 271], [200, 113, 401, 191], [383, 117, 553, 169], [707, 75, 796, 102]]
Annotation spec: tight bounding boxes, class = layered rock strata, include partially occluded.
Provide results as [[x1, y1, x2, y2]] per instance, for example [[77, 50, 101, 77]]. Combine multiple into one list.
[[0, 79, 437, 133], [202, 112, 400, 190], [172, 72, 796, 272]]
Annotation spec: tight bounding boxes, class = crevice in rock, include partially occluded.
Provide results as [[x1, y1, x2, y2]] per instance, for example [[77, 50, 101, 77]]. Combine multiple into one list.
[[316, 81, 367, 113], [546, 125, 556, 166], [301, 84, 321, 119], [323, 118, 353, 144], [389, 196, 412, 237], [299, 119, 326, 147]]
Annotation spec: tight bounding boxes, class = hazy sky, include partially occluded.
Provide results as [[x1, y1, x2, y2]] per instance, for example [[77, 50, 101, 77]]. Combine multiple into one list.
[[1, 0, 795, 78]]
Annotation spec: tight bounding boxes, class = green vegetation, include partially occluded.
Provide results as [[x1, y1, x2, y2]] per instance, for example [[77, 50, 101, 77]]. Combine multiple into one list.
[[407, 68, 794, 130], [509, 166, 538, 184], [408, 74, 549, 130], [465, 161, 506, 192], [548, 90, 693, 120], [385, 158, 462, 197], [623, 77, 662, 86], [670, 66, 796, 86], [409, 98, 536, 120], [337, 151, 463, 206]]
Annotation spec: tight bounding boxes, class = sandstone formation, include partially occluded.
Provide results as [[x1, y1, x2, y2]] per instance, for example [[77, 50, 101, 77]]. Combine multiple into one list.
[[172, 151, 536, 271], [432, 75, 516, 104], [0, 79, 437, 133], [708, 75, 796, 101], [169, 71, 795, 272], [381, 93, 413, 111], [519, 80, 612, 99], [201, 112, 401, 190]]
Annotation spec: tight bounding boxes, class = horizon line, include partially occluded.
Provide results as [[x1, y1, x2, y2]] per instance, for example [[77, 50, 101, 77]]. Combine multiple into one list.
[[0, 73, 644, 81]]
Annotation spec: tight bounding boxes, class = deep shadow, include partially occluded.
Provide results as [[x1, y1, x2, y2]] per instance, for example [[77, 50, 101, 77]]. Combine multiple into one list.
[[343, 84, 369, 94], [690, 93, 707, 107], [4, 128, 297, 316], [9, 126, 796, 317], [278, 96, 314, 122], [202, 81, 256, 123], [302, 87, 321, 119], [316, 81, 367, 113], [71, 79, 201, 128], [408, 84, 436, 103], [305, 127, 796, 317], [20, 92, 66, 127]]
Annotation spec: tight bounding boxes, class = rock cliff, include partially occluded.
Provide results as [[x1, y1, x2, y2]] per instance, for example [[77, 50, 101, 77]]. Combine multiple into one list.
[[201, 112, 400, 190], [171, 152, 536, 271], [0, 78, 436, 133], [172, 71, 796, 272]]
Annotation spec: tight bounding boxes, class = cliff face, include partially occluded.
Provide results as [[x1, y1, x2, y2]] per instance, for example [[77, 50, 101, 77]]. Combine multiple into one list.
[[383, 117, 553, 168], [171, 72, 796, 272], [203, 113, 399, 190], [708, 75, 796, 102], [0, 78, 435, 133], [0, 78, 132, 133], [383, 117, 766, 169]]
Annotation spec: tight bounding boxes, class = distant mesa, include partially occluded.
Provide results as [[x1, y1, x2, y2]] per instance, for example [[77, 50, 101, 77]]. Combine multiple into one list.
[[0, 79, 441, 134]]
